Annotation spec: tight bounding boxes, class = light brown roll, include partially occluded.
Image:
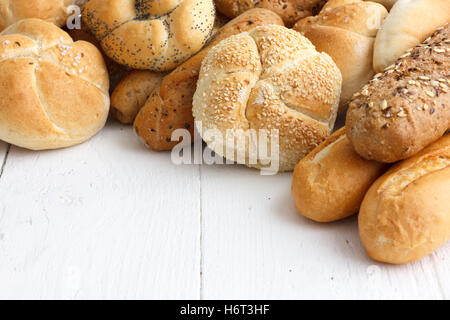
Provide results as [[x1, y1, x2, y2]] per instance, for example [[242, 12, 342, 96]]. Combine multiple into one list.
[[83, 0, 216, 71], [214, 0, 328, 27], [359, 134, 450, 264], [0, 19, 109, 150], [110, 71, 165, 124], [193, 25, 342, 172], [294, 0, 388, 112], [292, 127, 388, 222], [0, 0, 87, 31], [373, 0, 450, 73], [369, 0, 398, 10], [346, 23, 450, 163], [66, 20, 129, 91], [134, 8, 284, 151]]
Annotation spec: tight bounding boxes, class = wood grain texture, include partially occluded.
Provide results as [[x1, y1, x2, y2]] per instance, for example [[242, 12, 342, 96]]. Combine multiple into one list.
[[0, 125, 448, 299], [200, 164, 450, 299], [0, 123, 201, 299]]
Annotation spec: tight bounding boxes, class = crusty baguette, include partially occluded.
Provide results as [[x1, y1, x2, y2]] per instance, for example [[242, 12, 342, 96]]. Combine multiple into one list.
[[110, 71, 165, 124], [373, 0, 450, 72], [359, 134, 450, 264], [134, 8, 284, 151], [346, 23, 450, 163], [292, 127, 388, 222]]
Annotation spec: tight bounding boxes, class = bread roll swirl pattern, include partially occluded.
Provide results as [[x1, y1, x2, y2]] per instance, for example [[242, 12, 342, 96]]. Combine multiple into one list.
[[83, 0, 216, 71], [0, 19, 109, 150], [193, 25, 342, 171]]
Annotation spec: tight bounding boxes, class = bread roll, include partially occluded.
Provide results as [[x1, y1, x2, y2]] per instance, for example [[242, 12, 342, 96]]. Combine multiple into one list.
[[292, 127, 388, 222], [193, 25, 342, 172], [373, 0, 450, 73], [346, 23, 450, 163], [111, 71, 165, 124], [294, 0, 388, 112], [0, 0, 87, 31], [0, 19, 109, 150], [67, 20, 129, 91], [83, 0, 216, 71], [359, 134, 450, 264], [214, 0, 327, 27], [134, 8, 284, 151]]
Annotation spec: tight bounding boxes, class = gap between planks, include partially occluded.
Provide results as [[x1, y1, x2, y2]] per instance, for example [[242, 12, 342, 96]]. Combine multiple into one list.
[[0, 144, 11, 180]]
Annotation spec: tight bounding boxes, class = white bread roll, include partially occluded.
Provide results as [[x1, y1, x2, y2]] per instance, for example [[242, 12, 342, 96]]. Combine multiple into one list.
[[193, 25, 342, 172], [0, 19, 110, 150], [294, 0, 388, 113], [83, 0, 216, 71], [373, 0, 450, 73], [359, 134, 450, 264], [292, 127, 388, 222], [0, 0, 87, 31]]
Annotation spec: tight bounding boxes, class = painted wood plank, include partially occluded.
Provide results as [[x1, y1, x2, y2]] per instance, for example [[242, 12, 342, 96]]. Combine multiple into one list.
[[0, 123, 201, 299], [200, 164, 449, 299]]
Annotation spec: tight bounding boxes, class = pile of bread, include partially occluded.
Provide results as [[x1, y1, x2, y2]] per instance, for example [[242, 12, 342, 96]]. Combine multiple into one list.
[[0, 0, 448, 265]]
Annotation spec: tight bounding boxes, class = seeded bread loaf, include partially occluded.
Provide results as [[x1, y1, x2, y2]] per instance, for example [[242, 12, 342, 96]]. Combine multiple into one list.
[[193, 25, 342, 172], [294, 0, 388, 113], [292, 127, 388, 222], [373, 0, 450, 73], [134, 8, 284, 151], [83, 0, 216, 71], [346, 23, 450, 163], [359, 134, 450, 264], [214, 0, 327, 27]]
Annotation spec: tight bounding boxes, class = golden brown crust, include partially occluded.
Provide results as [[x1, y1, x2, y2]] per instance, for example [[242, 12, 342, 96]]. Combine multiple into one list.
[[0, 0, 87, 31], [0, 19, 109, 150], [293, 0, 388, 112], [193, 25, 342, 171], [110, 71, 165, 124], [83, 0, 216, 71], [359, 134, 450, 264], [134, 8, 284, 151], [66, 20, 129, 91], [346, 23, 450, 163], [292, 127, 388, 222], [215, 0, 327, 27]]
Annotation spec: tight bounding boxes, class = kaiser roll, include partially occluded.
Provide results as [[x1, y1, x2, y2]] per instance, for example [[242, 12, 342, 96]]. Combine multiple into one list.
[[192, 25, 342, 172], [0, 0, 87, 31], [83, 0, 216, 71], [294, 0, 388, 112], [0, 19, 110, 150]]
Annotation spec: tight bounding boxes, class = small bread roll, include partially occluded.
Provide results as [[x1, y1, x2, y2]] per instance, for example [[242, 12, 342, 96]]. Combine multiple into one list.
[[294, 0, 388, 112], [134, 8, 284, 151], [292, 127, 388, 222], [0, 0, 87, 31], [0, 19, 109, 150], [193, 25, 342, 172], [369, 0, 398, 10], [359, 134, 450, 264], [214, 0, 328, 27], [110, 71, 165, 124], [373, 0, 450, 72], [83, 0, 216, 71]]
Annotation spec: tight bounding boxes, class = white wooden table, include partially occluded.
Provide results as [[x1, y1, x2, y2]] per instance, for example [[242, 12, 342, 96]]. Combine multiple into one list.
[[0, 122, 448, 300]]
